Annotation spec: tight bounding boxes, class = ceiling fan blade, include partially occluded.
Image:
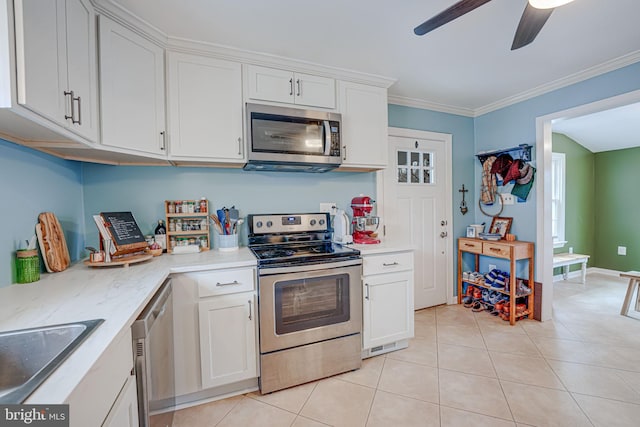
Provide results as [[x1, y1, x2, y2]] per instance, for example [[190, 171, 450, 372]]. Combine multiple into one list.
[[414, 0, 493, 36], [511, 2, 554, 50]]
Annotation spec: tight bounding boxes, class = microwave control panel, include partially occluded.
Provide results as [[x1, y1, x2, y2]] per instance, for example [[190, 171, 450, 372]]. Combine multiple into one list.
[[329, 121, 341, 157]]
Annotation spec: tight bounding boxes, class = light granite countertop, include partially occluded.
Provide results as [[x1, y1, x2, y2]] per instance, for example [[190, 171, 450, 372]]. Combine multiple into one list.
[[0, 248, 257, 404]]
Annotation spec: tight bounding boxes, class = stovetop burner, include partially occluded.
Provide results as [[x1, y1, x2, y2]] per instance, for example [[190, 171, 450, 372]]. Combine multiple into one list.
[[247, 213, 360, 268]]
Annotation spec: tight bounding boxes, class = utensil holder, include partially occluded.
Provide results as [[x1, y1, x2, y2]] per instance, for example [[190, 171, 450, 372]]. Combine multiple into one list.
[[214, 233, 238, 251], [16, 249, 40, 283]]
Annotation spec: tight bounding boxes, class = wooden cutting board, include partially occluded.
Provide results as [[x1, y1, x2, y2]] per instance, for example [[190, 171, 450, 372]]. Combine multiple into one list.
[[36, 212, 71, 272]]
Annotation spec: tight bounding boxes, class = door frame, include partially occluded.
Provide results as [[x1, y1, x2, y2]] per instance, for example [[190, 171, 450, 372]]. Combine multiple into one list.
[[376, 127, 455, 306], [535, 88, 640, 321]]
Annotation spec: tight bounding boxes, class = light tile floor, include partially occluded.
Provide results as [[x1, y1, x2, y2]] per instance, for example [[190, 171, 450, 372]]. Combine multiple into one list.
[[172, 273, 640, 426]]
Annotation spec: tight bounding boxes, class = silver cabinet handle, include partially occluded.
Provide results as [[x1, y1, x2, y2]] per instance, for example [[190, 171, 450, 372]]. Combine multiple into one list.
[[343, 145, 347, 161], [383, 262, 399, 267], [216, 280, 239, 287], [64, 90, 75, 122], [74, 95, 81, 125], [160, 131, 166, 151], [296, 79, 300, 97], [248, 300, 252, 320], [365, 283, 369, 300], [289, 78, 293, 96], [237, 137, 242, 155]]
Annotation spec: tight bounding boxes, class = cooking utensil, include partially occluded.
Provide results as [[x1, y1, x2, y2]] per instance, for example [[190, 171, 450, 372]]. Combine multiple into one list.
[[209, 215, 224, 234], [225, 210, 230, 235]]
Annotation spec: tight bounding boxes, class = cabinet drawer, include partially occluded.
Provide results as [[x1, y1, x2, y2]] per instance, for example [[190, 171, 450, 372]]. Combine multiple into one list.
[[459, 239, 482, 254], [363, 252, 413, 275], [194, 268, 256, 298], [483, 242, 511, 258]]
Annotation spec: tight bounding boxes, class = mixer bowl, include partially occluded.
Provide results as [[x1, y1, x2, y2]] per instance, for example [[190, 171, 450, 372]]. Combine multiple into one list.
[[353, 216, 380, 232]]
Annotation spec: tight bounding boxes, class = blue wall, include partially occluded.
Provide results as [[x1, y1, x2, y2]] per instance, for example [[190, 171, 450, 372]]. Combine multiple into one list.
[[474, 61, 640, 245], [0, 139, 84, 287], [81, 164, 376, 248]]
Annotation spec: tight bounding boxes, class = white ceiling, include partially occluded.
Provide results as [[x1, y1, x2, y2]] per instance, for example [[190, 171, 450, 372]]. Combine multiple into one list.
[[110, 0, 640, 116], [553, 102, 640, 153]]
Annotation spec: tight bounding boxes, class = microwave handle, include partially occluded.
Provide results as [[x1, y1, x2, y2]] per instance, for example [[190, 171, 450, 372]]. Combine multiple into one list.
[[323, 120, 332, 156]]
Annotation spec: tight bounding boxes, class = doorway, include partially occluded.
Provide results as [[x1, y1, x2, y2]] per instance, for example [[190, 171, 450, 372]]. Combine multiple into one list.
[[536, 89, 640, 320], [378, 127, 453, 309]]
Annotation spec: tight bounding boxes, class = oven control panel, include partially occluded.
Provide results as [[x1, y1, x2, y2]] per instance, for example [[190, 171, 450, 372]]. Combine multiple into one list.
[[249, 213, 329, 234]]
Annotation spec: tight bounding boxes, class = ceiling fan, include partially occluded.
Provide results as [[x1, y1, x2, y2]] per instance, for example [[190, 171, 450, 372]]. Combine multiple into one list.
[[414, 0, 576, 50]]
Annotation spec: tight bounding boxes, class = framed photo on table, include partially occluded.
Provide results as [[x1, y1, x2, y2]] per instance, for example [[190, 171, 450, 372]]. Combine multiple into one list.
[[466, 226, 476, 238], [489, 216, 513, 238]]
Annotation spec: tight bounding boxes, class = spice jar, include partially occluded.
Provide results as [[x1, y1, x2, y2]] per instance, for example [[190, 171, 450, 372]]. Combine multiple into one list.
[[175, 201, 182, 213], [167, 201, 175, 214], [199, 197, 207, 213], [16, 249, 40, 284]]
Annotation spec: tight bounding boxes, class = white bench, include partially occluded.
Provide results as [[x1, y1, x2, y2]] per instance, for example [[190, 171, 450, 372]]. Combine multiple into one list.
[[553, 253, 590, 284]]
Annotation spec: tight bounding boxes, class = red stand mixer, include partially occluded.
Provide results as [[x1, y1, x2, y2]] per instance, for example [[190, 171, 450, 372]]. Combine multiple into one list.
[[351, 196, 381, 244]]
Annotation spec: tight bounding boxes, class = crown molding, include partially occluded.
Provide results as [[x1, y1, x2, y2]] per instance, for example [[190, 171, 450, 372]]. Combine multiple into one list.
[[474, 50, 640, 116], [92, 0, 168, 45], [387, 95, 475, 117]]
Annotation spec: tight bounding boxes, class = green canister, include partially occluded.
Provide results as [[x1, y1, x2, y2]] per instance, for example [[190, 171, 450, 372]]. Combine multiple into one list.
[[16, 249, 40, 284]]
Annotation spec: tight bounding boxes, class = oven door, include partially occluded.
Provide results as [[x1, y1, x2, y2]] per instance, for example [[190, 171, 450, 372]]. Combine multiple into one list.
[[258, 262, 362, 354]]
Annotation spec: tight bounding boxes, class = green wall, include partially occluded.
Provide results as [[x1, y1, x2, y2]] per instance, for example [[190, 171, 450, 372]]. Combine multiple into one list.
[[552, 133, 596, 274], [553, 134, 640, 273], [594, 147, 640, 271]]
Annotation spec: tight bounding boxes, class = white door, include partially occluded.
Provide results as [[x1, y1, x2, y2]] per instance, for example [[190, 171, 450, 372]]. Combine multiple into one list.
[[381, 130, 452, 309]]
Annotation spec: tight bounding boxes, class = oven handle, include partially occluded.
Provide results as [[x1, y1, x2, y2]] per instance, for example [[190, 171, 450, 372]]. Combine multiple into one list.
[[365, 283, 369, 300], [258, 258, 362, 275]]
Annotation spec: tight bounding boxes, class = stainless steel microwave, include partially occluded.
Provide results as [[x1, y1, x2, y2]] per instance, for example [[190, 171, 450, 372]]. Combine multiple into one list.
[[244, 103, 342, 172]]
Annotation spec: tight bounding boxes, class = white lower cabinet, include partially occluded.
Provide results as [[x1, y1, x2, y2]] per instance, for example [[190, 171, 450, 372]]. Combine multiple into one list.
[[171, 267, 258, 402], [102, 375, 139, 427], [361, 250, 414, 357], [198, 292, 257, 389]]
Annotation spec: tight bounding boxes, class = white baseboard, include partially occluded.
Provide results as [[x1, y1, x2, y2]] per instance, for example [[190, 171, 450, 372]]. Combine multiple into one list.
[[553, 266, 622, 281]]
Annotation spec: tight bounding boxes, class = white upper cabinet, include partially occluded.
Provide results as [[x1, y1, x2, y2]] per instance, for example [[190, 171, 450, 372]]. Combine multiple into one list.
[[98, 16, 166, 156], [167, 52, 244, 162], [14, 0, 98, 142], [338, 81, 388, 170], [247, 65, 335, 109]]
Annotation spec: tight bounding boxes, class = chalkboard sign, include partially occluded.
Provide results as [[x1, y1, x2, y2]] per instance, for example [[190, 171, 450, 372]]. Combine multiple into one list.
[[100, 212, 148, 256]]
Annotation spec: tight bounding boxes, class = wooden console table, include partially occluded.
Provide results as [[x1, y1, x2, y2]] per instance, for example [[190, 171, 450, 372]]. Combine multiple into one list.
[[553, 253, 590, 284], [458, 238, 535, 325]]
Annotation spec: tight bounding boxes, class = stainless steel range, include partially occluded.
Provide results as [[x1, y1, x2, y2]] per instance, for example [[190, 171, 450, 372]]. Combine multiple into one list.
[[248, 213, 362, 394]]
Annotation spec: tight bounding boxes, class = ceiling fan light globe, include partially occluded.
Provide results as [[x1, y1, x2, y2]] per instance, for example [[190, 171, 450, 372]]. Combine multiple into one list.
[[528, 0, 575, 9]]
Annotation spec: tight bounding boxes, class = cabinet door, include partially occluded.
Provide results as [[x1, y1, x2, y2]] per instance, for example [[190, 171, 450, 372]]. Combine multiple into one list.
[[338, 81, 388, 169], [363, 271, 414, 350], [247, 65, 294, 104], [198, 292, 257, 389], [14, 0, 68, 125], [99, 16, 166, 155], [294, 72, 335, 109], [64, 0, 98, 142], [102, 375, 138, 427], [168, 53, 244, 161]]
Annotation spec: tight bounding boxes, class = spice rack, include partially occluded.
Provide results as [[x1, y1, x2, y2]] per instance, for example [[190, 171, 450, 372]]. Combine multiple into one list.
[[165, 199, 210, 253]]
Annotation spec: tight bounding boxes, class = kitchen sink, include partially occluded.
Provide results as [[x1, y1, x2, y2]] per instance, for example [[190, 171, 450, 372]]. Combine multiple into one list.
[[0, 319, 104, 403]]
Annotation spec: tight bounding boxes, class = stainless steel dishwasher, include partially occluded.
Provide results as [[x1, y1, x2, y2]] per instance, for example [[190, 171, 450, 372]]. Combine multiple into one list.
[[132, 278, 175, 427]]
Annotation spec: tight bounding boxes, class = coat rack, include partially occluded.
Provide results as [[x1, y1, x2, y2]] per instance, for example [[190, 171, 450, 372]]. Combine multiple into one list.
[[476, 144, 532, 165]]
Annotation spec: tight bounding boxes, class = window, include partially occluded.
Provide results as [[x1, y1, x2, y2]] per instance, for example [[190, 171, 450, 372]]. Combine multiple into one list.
[[551, 152, 566, 248], [396, 150, 434, 184]]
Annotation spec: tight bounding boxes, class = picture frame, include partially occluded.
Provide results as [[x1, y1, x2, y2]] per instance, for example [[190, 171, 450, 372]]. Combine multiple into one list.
[[466, 226, 476, 238], [489, 216, 513, 238]]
